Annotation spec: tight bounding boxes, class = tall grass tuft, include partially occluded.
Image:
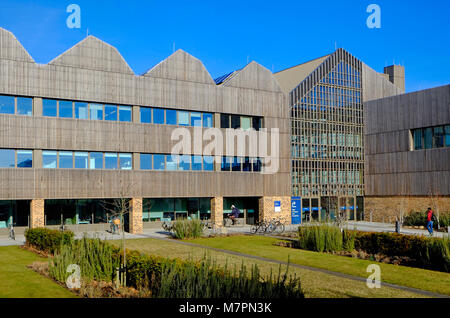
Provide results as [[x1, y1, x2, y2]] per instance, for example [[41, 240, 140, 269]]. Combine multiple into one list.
[[298, 224, 342, 252], [172, 219, 204, 239], [155, 257, 304, 298], [48, 236, 121, 284]]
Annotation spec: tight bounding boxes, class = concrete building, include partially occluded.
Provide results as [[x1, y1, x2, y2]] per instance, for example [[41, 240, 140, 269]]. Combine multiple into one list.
[[0, 27, 291, 234], [364, 85, 450, 222], [274, 48, 405, 223]]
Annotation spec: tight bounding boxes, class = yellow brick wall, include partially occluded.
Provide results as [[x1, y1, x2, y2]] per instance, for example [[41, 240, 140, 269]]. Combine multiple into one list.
[[258, 196, 291, 224], [129, 198, 143, 234], [30, 199, 44, 228]]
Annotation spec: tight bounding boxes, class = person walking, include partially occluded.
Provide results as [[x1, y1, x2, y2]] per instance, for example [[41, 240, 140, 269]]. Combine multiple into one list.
[[426, 207, 434, 236]]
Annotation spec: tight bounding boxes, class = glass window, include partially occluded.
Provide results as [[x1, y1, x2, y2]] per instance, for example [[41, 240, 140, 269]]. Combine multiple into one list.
[[242, 157, 251, 172], [140, 107, 152, 124], [75, 102, 88, 119], [140, 154, 152, 170], [119, 153, 132, 170], [0, 95, 14, 114], [433, 126, 444, 148], [17, 150, 32, 168], [42, 151, 57, 168], [203, 156, 214, 171], [104, 104, 118, 121], [166, 155, 178, 171], [178, 111, 189, 126], [203, 113, 213, 128], [153, 108, 164, 124], [119, 106, 132, 122], [445, 125, 450, 147], [221, 157, 231, 171], [166, 109, 177, 125], [74, 152, 88, 169], [179, 155, 190, 171], [252, 158, 262, 172], [232, 157, 241, 171], [241, 117, 251, 130], [413, 129, 423, 150], [153, 154, 165, 170], [191, 112, 202, 127], [231, 115, 240, 129], [191, 155, 202, 171], [43, 99, 57, 117], [105, 153, 118, 169], [17, 97, 32, 116], [0, 149, 15, 168], [424, 128, 432, 149], [252, 117, 261, 131], [59, 151, 73, 168], [90, 103, 103, 120], [59, 100, 73, 118], [89, 152, 103, 169], [220, 114, 229, 128]]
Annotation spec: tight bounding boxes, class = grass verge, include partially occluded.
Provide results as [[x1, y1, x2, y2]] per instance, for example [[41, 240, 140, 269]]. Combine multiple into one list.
[[0, 246, 77, 298], [187, 235, 450, 295], [113, 238, 431, 298]]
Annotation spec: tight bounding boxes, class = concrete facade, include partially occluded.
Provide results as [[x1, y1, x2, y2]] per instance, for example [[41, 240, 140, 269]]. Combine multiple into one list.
[[0, 27, 291, 230], [364, 85, 450, 221]]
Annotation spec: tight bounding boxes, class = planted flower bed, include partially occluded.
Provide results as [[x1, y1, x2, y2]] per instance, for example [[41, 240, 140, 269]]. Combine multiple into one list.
[[295, 225, 450, 273], [25, 228, 304, 298]]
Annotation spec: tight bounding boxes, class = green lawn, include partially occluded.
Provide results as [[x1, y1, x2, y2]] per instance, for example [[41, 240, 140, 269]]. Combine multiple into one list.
[[187, 235, 450, 296], [116, 238, 430, 298], [0, 246, 77, 298]]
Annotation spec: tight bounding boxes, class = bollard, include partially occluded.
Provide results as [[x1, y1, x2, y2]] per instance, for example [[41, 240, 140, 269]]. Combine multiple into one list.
[[395, 221, 400, 233]]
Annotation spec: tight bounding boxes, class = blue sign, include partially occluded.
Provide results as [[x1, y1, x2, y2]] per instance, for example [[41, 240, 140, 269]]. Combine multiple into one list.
[[274, 201, 281, 212], [291, 197, 301, 224]]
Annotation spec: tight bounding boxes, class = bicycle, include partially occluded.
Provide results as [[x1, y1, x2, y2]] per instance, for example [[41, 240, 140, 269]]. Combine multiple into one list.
[[270, 216, 287, 234], [250, 220, 270, 234], [8, 223, 15, 240], [223, 215, 242, 227], [162, 220, 174, 232], [334, 212, 347, 228]]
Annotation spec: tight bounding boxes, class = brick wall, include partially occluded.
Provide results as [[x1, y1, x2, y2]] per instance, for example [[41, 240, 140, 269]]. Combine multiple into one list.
[[30, 199, 44, 228], [365, 196, 450, 223], [258, 196, 291, 224], [210, 197, 223, 228], [129, 198, 143, 234]]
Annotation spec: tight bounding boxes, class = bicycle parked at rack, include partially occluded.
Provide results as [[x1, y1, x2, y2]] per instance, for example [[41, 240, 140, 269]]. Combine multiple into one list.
[[162, 220, 174, 232], [267, 216, 287, 234], [250, 220, 270, 234]]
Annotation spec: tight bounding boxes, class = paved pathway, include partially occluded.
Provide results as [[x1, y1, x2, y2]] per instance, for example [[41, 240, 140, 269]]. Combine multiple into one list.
[[0, 221, 447, 246]]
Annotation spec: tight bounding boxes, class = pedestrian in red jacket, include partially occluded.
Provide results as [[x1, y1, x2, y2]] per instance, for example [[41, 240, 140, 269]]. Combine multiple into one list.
[[426, 208, 434, 236]]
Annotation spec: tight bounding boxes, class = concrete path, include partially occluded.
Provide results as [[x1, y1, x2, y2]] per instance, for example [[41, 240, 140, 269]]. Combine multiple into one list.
[[0, 221, 447, 246]]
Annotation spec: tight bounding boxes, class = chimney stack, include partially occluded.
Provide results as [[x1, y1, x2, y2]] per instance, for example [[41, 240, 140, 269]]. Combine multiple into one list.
[[383, 65, 405, 92]]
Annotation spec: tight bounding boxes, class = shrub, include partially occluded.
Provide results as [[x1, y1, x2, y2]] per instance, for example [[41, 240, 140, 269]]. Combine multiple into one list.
[[48, 236, 121, 284], [354, 231, 450, 272], [403, 212, 450, 228], [25, 228, 74, 254], [298, 224, 342, 252], [172, 219, 204, 239]]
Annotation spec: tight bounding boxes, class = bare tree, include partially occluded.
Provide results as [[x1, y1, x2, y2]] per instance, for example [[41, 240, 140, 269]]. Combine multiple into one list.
[[100, 175, 138, 288]]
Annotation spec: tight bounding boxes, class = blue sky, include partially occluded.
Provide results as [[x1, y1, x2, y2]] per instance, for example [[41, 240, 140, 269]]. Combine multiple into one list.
[[0, 0, 448, 92]]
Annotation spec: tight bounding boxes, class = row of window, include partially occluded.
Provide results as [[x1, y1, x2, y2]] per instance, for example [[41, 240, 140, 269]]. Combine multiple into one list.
[[42, 151, 133, 170], [1, 95, 265, 131], [42, 99, 133, 121], [0, 149, 263, 172], [412, 125, 450, 150], [221, 157, 262, 172], [140, 154, 214, 171], [140, 107, 213, 127], [0, 95, 33, 116], [220, 114, 263, 131], [0, 149, 32, 168]]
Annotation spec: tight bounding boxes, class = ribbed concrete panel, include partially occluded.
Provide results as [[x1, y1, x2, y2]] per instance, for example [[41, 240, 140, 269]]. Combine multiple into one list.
[[144, 49, 215, 85], [0, 28, 34, 63], [221, 62, 283, 93], [48, 36, 134, 74]]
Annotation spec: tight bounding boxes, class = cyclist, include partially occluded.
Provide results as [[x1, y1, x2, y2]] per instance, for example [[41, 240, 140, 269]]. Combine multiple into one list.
[[228, 205, 241, 225], [112, 215, 121, 234]]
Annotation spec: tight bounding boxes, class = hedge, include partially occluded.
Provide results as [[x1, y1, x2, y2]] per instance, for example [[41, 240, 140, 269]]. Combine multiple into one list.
[[25, 228, 74, 254], [403, 212, 450, 228]]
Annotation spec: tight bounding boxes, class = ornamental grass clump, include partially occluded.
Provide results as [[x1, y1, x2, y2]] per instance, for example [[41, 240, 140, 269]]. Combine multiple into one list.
[[298, 224, 343, 252], [172, 219, 204, 239], [48, 236, 121, 284], [155, 257, 304, 298]]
